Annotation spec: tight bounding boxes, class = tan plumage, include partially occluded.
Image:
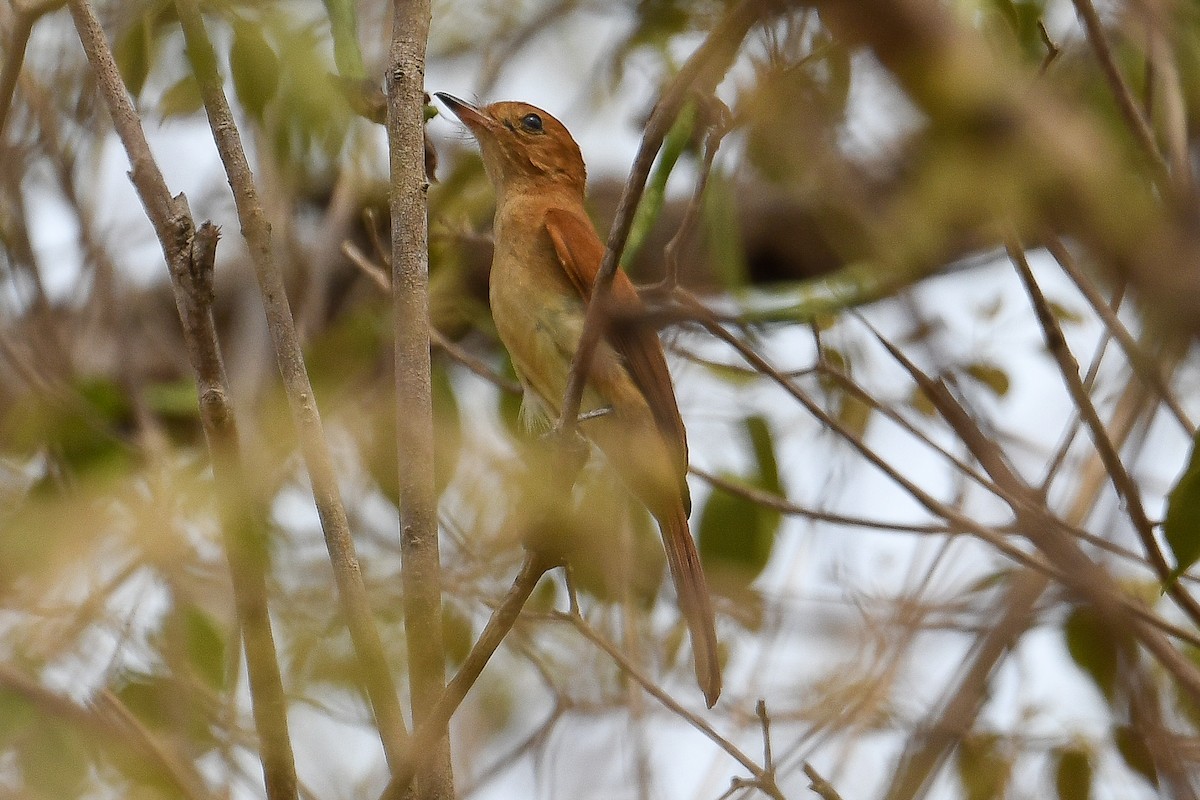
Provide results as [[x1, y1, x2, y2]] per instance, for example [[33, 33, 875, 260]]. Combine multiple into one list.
[[436, 93, 721, 706]]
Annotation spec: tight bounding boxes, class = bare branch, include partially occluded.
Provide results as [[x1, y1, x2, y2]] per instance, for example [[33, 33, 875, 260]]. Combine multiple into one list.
[[385, 0, 450, 794]]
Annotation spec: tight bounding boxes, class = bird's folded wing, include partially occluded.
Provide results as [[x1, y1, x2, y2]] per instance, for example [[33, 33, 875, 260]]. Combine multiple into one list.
[[543, 207, 690, 506]]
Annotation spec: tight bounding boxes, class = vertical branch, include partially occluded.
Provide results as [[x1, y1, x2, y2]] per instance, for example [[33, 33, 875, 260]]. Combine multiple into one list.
[[170, 0, 412, 772], [65, 2, 297, 797], [386, 1, 451, 799]]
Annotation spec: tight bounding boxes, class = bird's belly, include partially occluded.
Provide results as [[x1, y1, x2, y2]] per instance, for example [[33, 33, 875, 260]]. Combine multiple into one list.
[[491, 273, 581, 411]]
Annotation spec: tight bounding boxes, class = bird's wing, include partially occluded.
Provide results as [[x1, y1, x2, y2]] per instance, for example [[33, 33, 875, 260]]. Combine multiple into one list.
[[543, 206, 690, 504]]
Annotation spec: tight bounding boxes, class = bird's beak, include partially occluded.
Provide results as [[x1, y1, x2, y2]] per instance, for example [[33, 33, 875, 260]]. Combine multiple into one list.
[[434, 92, 493, 134]]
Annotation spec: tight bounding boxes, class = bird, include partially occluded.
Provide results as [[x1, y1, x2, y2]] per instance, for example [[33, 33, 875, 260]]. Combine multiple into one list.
[[435, 93, 721, 707]]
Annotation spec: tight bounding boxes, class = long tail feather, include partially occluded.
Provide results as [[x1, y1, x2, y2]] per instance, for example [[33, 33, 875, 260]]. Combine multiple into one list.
[[658, 503, 721, 707]]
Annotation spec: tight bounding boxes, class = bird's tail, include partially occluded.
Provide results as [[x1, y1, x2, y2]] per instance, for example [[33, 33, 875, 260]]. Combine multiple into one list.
[[659, 502, 721, 707]]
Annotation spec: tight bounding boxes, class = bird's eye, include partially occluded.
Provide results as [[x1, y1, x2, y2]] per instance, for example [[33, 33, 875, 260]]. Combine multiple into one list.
[[520, 113, 544, 133]]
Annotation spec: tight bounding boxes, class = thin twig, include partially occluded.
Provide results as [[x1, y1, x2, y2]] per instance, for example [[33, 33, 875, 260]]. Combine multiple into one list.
[[1044, 235, 1192, 435], [757, 699, 775, 772], [564, 608, 786, 800], [1008, 237, 1200, 629], [692, 466, 951, 534], [683, 293, 1200, 652], [866, 320, 1200, 708], [803, 762, 845, 800], [653, 96, 732, 292], [1036, 19, 1060, 75]]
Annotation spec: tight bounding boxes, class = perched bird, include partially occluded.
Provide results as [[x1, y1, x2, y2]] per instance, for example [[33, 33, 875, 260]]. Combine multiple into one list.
[[435, 93, 721, 707]]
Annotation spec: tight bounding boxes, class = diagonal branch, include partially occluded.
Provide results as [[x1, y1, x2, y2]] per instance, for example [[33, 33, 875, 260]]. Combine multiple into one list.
[[867, 323, 1200, 708]]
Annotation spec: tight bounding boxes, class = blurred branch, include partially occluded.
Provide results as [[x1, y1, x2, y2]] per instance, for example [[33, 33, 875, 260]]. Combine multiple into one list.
[[884, 567, 1048, 800], [1009, 238, 1200, 628], [385, 0, 451, 795], [0, 0, 63, 140], [66, 2, 300, 798], [0, 666, 210, 800], [868, 322, 1200, 707], [885, 335, 1186, 800], [170, 0, 412, 776], [1045, 235, 1193, 435], [803, 762, 845, 800], [815, 0, 1200, 329], [683, 291, 1200, 653]]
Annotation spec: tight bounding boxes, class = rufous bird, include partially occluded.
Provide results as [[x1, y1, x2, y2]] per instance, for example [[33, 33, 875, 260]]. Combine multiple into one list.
[[435, 93, 721, 707]]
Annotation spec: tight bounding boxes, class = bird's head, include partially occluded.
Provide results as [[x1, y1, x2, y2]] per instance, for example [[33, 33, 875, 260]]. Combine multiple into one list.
[[435, 93, 586, 197]]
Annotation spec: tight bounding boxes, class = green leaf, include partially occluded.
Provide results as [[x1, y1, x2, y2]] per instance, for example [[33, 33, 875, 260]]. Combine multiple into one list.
[[432, 362, 462, 495], [527, 574, 558, 612], [0, 689, 36, 747], [697, 478, 775, 591], [835, 391, 872, 439], [159, 75, 204, 119], [114, 673, 171, 731], [48, 376, 133, 474], [957, 732, 1010, 800], [697, 416, 784, 593], [441, 604, 473, 668], [697, 359, 758, 386], [183, 605, 227, 689], [909, 385, 938, 417], [745, 415, 782, 496], [964, 362, 1011, 397], [1114, 724, 1158, 787], [1054, 747, 1092, 800], [143, 379, 199, 419], [702, 172, 748, 289], [230, 21, 281, 121], [1063, 605, 1120, 701], [114, 14, 152, 100], [625, 99, 697, 263], [1164, 428, 1200, 585], [1047, 299, 1084, 325]]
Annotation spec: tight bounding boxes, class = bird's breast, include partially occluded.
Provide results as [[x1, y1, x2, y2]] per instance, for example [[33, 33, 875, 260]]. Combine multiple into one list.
[[489, 208, 586, 413]]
